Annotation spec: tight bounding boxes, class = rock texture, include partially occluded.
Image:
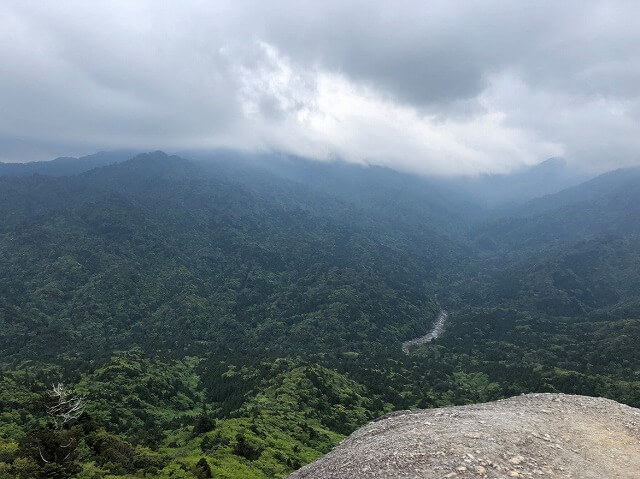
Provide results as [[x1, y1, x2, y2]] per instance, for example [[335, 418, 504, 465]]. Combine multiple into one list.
[[288, 394, 640, 479]]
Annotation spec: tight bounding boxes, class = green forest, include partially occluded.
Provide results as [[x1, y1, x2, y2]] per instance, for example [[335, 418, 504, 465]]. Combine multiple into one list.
[[1, 152, 639, 478]]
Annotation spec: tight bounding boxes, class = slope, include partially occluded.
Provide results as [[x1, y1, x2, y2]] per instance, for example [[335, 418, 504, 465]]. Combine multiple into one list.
[[0, 151, 460, 364], [471, 173, 640, 252]]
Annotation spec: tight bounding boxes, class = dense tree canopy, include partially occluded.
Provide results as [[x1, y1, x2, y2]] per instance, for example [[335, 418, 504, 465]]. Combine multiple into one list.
[[1, 152, 638, 478]]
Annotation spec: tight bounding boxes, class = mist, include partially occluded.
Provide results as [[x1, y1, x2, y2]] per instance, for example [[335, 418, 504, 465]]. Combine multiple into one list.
[[2, 1, 640, 175]]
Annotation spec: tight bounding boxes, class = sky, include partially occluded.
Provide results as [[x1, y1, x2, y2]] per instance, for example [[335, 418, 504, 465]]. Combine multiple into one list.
[[1, 1, 639, 175]]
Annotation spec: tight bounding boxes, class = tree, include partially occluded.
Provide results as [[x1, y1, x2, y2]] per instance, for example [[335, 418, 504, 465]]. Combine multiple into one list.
[[46, 384, 86, 429], [193, 414, 216, 435], [194, 457, 212, 478], [18, 428, 82, 479], [15, 384, 87, 479]]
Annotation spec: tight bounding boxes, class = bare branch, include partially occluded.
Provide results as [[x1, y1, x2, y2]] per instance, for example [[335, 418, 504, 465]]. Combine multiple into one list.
[[38, 446, 50, 464], [46, 383, 87, 428]]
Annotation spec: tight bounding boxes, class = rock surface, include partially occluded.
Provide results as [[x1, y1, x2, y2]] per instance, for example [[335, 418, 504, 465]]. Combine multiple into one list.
[[287, 393, 640, 479]]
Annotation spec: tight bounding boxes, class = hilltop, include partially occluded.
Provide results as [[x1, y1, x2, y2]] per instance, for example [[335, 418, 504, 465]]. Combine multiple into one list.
[[289, 393, 640, 479]]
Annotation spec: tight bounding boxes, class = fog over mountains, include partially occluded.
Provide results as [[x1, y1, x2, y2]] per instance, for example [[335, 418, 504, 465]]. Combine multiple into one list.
[[1, 2, 639, 478], [3, 1, 640, 174], [0, 150, 605, 207]]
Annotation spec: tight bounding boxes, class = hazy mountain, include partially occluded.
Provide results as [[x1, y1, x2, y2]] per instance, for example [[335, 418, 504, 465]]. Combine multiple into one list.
[[445, 157, 590, 207], [181, 150, 487, 236], [472, 171, 640, 251], [183, 153, 589, 223], [511, 165, 640, 217], [0, 149, 139, 177]]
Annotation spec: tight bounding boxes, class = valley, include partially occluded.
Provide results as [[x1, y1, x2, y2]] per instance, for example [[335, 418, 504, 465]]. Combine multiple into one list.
[[0, 151, 638, 479]]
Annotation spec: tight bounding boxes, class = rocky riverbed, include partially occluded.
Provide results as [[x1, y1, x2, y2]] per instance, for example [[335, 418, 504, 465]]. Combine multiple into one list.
[[401, 310, 448, 354]]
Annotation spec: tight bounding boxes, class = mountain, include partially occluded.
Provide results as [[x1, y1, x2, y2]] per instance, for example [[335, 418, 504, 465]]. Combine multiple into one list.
[[180, 150, 486, 236], [0, 149, 138, 177], [444, 157, 589, 207], [0, 151, 638, 479], [288, 394, 640, 479], [0, 151, 457, 363], [511, 165, 640, 216], [472, 172, 640, 252]]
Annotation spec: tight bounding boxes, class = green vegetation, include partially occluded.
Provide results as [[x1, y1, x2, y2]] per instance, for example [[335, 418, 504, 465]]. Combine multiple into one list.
[[1, 152, 638, 477]]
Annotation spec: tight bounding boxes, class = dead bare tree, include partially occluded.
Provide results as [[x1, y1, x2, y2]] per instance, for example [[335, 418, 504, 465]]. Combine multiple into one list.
[[46, 383, 87, 429]]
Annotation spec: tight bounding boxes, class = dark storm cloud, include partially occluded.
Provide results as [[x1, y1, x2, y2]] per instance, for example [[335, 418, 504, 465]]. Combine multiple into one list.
[[1, 1, 639, 174], [257, 1, 530, 106]]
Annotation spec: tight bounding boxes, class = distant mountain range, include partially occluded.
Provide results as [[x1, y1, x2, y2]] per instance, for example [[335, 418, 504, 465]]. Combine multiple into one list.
[[1, 151, 597, 208], [1, 149, 638, 479], [442, 157, 591, 207], [0, 150, 139, 177]]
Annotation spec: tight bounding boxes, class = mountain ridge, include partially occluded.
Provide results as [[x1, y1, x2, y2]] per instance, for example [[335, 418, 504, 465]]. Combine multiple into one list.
[[0, 150, 139, 177]]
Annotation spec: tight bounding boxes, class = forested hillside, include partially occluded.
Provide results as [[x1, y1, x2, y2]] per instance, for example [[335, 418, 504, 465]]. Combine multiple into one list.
[[1, 152, 638, 478]]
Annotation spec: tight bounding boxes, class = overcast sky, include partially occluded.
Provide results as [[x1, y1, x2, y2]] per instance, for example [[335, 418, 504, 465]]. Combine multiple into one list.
[[1, 1, 639, 175]]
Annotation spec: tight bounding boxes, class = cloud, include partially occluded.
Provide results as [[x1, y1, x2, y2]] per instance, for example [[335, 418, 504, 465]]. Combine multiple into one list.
[[0, 0, 639, 174], [235, 45, 562, 175]]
